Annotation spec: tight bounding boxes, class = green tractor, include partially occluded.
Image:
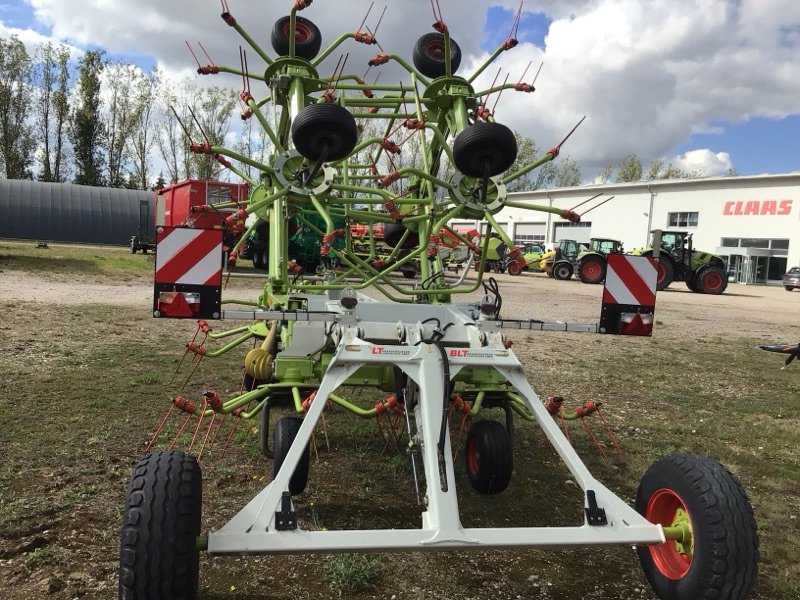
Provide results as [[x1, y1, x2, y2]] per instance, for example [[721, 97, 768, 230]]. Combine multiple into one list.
[[506, 242, 545, 275], [631, 230, 728, 294], [575, 237, 625, 284]]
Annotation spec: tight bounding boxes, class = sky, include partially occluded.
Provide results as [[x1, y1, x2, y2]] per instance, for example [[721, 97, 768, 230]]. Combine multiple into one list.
[[1, 0, 798, 182]]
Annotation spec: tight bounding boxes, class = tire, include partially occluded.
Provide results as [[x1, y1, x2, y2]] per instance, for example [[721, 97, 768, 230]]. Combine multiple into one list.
[[119, 451, 201, 600], [465, 420, 513, 494], [452, 122, 518, 178], [272, 416, 310, 496], [506, 261, 523, 276], [252, 245, 267, 270], [655, 257, 675, 291], [547, 269, 554, 278], [578, 256, 606, 284], [636, 453, 758, 600], [271, 16, 322, 60], [401, 268, 417, 279], [686, 277, 699, 292], [412, 32, 461, 78], [291, 102, 358, 162], [384, 222, 417, 249], [553, 262, 573, 280], [786, 286, 794, 291], [695, 266, 728, 295]]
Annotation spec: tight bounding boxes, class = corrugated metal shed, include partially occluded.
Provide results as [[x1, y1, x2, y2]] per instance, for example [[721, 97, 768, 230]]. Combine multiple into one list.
[[0, 179, 153, 245]]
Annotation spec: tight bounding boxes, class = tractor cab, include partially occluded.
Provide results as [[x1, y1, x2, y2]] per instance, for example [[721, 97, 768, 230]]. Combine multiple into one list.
[[588, 237, 624, 255]]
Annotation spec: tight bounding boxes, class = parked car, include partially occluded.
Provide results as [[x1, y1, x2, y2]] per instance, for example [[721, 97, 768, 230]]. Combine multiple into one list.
[[783, 266, 800, 291]]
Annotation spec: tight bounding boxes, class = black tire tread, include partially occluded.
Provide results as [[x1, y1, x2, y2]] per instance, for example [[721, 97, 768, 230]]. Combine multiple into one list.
[[412, 32, 461, 78], [465, 420, 513, 494], [452, 122, 517, 177], [119, 451, 201, 600], [635, 453, 758, 600], [291, 103, 358, 162], [273, 416, 310, 496], [696, 265, 728, 295], [270, 15, 322, 60]]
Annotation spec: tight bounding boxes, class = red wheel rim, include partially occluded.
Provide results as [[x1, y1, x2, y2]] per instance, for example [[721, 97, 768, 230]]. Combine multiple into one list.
[[424, 39, 445, 60], [703, 271, 723, 291], [283, 21, 312, 42], [656, 262, 668, 284], [645, 488, 693, 579], [582, 261, 600, 279], [466, 438, 480, 475]]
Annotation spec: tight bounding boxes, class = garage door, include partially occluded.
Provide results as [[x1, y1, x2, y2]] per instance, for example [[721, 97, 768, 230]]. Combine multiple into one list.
[[513, 222, 545, 244], [554, 221, 592, 244]]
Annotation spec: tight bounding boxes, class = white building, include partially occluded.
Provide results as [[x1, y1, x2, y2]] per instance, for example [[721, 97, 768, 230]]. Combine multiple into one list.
[[451, 172, 800, 285]]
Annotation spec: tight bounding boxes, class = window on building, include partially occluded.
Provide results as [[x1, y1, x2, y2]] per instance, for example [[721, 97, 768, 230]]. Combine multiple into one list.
[[667, 212, 699, 227]]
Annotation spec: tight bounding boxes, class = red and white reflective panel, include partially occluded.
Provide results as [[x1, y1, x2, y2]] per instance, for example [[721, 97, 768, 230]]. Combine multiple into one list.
[[602, 254, 657, 306], [155, 227, 223, 286]]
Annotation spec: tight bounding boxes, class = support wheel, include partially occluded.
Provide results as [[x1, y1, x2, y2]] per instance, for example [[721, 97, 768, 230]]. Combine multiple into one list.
[[453, 122, 517, 178], [578, 257, 606, 283], [271, 16, 322, 60], [291, 103, 358, 162], [412, 32, 461, 78], [553, 262, 573, 280], [695, 266, 728, 295], [506, 261, 523, 276], [636, 453, 758, 600], [465, 420, 513, 494], [119, 451, 201, 600], [273, 416, 310, 496]]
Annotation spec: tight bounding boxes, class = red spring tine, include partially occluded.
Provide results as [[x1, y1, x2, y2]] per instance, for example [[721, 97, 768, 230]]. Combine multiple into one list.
[[580, 417, 609, 462], [144, 403, 175, 452], [207, 414, 227, 451], [356, 1, 374, 35], [187, 399, 208, 452], [482, 67, 502, 112], [531, 61, 544, 86], [371, 5, 387, 40], [220, 414, 241, 457], [509, 1, 523, 40], [186, 41, 203, 71], [168, 414, 191, 450], [491, 73, 510, 115], [596, 408, 622, 454], [516, 60, 532, 86], [196, 413, 217, 461]]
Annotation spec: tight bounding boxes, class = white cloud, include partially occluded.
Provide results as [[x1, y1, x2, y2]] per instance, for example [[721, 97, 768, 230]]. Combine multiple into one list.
[[670, 148, 733, 176], [8, 0, 799, 178]]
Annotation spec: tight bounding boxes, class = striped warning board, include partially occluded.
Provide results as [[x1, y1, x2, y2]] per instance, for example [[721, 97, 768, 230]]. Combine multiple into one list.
[[600, 254, 657, 336], [153, 226, 223, 319]]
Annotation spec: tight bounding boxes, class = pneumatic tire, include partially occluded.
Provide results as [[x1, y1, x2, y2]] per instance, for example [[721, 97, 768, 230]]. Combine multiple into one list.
[[272, 416, 310, 496], [578, 256, 606, 284], [695, 266, 728, 295], [119, 451, 201, 600], [291, 103, 358, 162], [453, 122, 517, 178], [465, 420, 513, 494], [635, 453, 758, 600], [412, 32, 461, 78], [655, 257, 675, 290], [271, 16, 322, 60], [553, 262, 573, 280]]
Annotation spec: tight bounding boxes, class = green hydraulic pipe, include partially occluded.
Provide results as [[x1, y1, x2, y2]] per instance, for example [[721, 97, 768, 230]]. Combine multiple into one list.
[[206, 323, 254, 340], [194, 331, 256, 358], [328, 393, 379, 417]]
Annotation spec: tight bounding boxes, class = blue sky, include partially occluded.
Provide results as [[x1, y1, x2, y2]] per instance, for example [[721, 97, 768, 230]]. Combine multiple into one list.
[[2, 0, 798, 180]]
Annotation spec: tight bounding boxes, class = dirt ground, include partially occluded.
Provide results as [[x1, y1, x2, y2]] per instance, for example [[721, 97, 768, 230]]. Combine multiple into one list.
[[1, 264, 799, 600]]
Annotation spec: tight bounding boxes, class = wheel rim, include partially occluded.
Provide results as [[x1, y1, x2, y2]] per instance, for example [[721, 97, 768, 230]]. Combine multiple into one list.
[[702, 270, 723, 291], [582, 261, 601, 280], [424, 38, 445, 60], [283, 21, 312, 42], [466, 437, 480, 475], [645, 488, 694, 579], [657, 262, 668, 284]]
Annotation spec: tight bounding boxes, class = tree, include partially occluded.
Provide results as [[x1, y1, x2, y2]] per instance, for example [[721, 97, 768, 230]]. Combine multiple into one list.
[[645, 159, 703, 180], [0, 36, 36, 179], [554, 156, 581, 187], [71, 50, 106, 186], [33, 42, 71, 182], [128, 68, 161, 189], [104, 62, 142, 187], [596, 163, 613, 184], [189, 86, 237, 180], [615, 154, 643, 182]]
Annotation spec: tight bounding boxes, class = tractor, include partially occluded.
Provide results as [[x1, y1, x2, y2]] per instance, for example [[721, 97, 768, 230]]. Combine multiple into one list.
[[539, 239, 585, 279], [631, 230, 728, 294], [575, 237, 624, 284], [506, 242, 545, 275], [118, 3, 757, 600]]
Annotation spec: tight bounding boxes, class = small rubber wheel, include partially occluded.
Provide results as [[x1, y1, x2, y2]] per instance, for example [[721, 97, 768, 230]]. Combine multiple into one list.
[[119, 451, 201, 600], [412, 32, 461, 78], [636, 453, 758, 600], [384, 222, 417, 249], [695, 266, 728, 295], [553, 262, 573, 280], [453, 122, 518, 178], [578, 257, 606, 284], [130, 241, 137, 254], [291, 103, 358, 162], [271, 15, 322, 60], [272, 416, 310, 496], [507, 261, 523, 276], [655, 257, 675, 290], [465, 420, 513, 494], [786, 286, 794, 291]]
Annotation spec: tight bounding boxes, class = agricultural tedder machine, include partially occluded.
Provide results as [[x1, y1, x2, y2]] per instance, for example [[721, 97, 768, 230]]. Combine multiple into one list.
[[119, 2, 758, 599]]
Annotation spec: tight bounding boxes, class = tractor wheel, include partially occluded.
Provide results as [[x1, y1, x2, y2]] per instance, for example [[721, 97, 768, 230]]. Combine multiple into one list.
[[507, 261, 523, 276], [695, 266, 728, 295], [553, 262, 573, 280], [636, 453, 758, 600], [452, 122, 518, 178], [465, 420, 513, 494], [786, 286, 794, 292], [412, 32, 461, 78], [271, 15, 322, 60], [119, 451, 201, 600], [546, 269, 555, 278], [655, 257, 675, 291], [578, 257, 606, 284], [272, 416, 310, 496], [686, 277, 699, 292], [252, 246, 267, 270], [291, 103, 358, 162]]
